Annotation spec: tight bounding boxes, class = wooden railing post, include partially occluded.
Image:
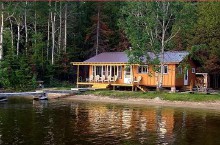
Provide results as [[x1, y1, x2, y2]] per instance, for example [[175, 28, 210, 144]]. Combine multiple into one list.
[[76, 65, 79, 88]]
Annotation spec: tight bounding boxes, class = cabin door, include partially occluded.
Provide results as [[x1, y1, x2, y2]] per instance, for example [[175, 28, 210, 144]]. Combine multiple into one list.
[[124, 66, 132, 84], [184, 70, 188, 85]]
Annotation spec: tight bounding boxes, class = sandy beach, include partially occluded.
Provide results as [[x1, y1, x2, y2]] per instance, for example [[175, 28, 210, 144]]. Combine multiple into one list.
[[56, 94, 220, 111]]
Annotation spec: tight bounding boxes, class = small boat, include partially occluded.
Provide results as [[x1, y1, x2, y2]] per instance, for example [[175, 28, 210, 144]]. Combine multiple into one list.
[[0, 97, 8, 102], [33, 93, 48, 101], [39, 93, 48, 100]]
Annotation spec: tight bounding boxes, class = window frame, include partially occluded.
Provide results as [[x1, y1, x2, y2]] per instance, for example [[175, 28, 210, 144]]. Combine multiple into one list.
[[137, 65, 148, 74], [177, 66, 182, 74], [163, 65, 168, 74], [118, 66, 122, 79], [192, 68, 195, 73]]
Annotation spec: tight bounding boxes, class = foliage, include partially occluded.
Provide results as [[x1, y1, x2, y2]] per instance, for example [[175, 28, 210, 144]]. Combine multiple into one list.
[[0, 54, 36, 91], [188, 2, 220, 74], [119, 2, 196, 64], [0, 1, 219, 90]]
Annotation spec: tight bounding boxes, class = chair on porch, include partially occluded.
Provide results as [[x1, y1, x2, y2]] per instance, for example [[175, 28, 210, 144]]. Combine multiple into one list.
[[99, 75, 106, 83], [133, 76, 142, 84], [88, 75, 94, 82], [104, 75, 112, 83], [94, 75, 100, 82], [111, 75, 118, 82]]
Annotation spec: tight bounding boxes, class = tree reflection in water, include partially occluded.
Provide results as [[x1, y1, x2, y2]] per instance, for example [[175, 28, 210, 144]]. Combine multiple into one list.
[[0, 98, 219, 145]]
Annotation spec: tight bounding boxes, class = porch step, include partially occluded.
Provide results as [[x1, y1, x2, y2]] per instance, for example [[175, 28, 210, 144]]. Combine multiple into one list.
[[92, 83, 109, 89], [137, 86, 148, 92]]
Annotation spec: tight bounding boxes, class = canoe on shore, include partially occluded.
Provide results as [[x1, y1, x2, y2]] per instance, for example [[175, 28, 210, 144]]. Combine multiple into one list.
[[0, 97, 8, 102]]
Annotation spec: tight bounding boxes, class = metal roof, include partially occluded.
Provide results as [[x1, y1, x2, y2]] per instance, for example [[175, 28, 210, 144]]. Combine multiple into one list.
[[82, 51, 189, 64]]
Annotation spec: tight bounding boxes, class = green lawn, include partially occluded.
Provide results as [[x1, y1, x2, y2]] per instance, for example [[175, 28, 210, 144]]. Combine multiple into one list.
[[84, 90, 220, 102]]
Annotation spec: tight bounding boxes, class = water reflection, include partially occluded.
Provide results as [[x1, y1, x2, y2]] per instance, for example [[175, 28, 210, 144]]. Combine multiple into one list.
[[0, 98, 220, 145]]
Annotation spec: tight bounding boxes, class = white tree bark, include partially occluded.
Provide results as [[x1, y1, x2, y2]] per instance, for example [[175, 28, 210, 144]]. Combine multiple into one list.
[[9, 17, 14, 50], [51, 3, 56, 65], [17, 22, 20, 56], [58, 2, 62, 54], [63, 2, 67, 53], [0, 3, 4, 60], [47, 14, 50, 61]]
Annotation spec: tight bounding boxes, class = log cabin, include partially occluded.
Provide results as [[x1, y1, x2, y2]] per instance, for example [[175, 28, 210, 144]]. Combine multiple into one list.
[[71, 51, 196, 92]]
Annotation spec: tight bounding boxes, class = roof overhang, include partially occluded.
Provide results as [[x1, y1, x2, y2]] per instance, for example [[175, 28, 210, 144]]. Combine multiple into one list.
[[71, 62, 180, 66], [71, 62, 127, 66]]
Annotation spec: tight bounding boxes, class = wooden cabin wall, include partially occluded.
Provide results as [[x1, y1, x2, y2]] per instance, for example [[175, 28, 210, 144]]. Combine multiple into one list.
[[175, 59, 196, 87], [132, 64, 176, 87], [87, 61, 196, 88]]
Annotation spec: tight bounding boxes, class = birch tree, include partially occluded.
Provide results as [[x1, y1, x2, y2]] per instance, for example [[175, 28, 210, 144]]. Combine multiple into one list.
[[24, 1, 28, 54], [47, 3, 50, 61], [50, 2, 56, 65], [0, 3, 4, 60], [58, 2, 62, 54], [120, 1, 195, 90], [63, 2, 67, 53]]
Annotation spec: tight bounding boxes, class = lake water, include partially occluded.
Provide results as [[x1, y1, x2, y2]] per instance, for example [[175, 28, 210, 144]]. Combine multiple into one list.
[[0, 98, 220, 145]]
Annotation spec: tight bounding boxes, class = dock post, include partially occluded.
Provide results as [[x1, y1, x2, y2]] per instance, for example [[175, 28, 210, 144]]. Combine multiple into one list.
[[76, 65, 79, 88]]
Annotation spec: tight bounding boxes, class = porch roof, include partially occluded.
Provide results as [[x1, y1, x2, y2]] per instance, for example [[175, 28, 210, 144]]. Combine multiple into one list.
[[71, 51, 189, 65]]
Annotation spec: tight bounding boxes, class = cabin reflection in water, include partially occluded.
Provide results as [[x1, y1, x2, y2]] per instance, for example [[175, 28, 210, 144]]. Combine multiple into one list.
[[74, 104, 175, 143], [1, 101, 217, 145]]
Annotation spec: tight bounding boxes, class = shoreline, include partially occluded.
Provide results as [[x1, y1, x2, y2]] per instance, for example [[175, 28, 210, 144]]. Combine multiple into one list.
[[64, 94, 220, 111]]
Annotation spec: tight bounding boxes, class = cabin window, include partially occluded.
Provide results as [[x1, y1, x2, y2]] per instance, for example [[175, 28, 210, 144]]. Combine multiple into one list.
[[125, 66, 131, 77], [107, 66, 111, 76], [177, 66, 182, 74], [163, 65, 168, 74], [118, 66, 122, 79], [92, 66, 95, 76], [102, 66, 107, 77], [138, 65, 148, 74], [111, 66, 117, 77], [192, 68, 195, 73], [96, 66, 102, 76]]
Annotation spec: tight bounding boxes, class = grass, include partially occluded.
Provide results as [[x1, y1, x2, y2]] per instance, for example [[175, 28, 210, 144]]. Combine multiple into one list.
[[84, 90, 220, 102]]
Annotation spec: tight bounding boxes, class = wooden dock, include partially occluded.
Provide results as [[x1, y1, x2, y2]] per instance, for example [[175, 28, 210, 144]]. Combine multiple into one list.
[[0, 90, 79, 98], [0, 92, 43, 97]]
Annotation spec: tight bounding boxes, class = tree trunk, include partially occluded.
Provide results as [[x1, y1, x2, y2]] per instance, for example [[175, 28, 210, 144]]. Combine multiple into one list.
[[96, 5, 100, 56], [0, 3, 4, 60], [34, 6, 37, 46], [47, 12, 50, 61], [17, 22, 20, 56], [58, 2, 62, 54], [24, 1, 28, 54], [158, 21, 165, 91], [64, 2, 67, 53], [51, 4, 55, 65], [157, 2, 167, 91], [9, 17, 14, 51]]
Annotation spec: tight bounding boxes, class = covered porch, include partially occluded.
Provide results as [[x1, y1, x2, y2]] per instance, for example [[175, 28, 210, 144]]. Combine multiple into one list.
[[71, 62, 146, 91]]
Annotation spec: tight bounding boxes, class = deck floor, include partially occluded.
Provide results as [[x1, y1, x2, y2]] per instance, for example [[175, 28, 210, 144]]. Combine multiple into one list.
[[77, 82, 134, 87]]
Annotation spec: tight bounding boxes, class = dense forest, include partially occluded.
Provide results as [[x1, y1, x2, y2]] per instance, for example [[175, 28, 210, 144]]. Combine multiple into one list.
[[0, 1, 219, 90]]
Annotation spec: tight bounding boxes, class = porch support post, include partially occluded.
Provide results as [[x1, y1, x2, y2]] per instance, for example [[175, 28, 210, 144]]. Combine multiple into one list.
[[76, 65, 79, 88], [170, 86, 176, 93], [131, 65, 134, 92]]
